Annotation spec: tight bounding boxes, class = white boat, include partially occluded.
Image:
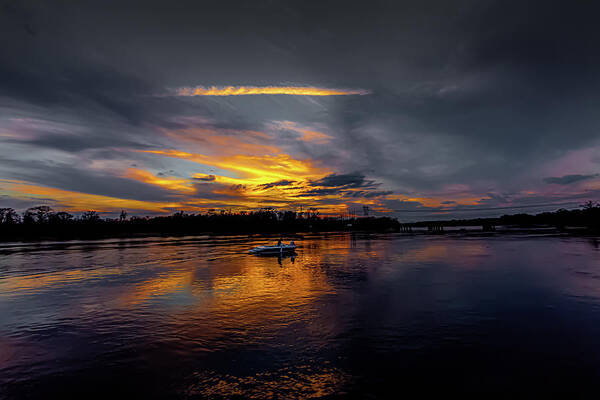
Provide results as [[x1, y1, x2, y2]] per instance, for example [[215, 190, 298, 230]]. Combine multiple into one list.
[[249, 243, 296, 255]]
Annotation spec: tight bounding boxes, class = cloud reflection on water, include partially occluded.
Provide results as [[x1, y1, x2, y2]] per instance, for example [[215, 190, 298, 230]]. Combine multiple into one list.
[[1, 234, 600, 398]]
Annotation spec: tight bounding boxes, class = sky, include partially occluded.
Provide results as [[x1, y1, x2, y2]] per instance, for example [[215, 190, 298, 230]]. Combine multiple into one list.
[[1, 0, 599, 221]]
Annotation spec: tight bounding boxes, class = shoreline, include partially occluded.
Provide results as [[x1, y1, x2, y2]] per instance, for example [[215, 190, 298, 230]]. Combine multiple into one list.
[[0, 225, 598, 245]]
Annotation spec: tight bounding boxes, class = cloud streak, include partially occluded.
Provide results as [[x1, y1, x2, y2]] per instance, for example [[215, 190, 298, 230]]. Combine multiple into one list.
[[2, 2, 600, 220], [176, 86, 370, 96], [543, 174, 599, 185]]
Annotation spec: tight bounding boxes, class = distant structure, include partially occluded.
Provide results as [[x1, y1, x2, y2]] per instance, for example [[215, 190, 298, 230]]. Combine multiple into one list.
[[427, 223, 444, 233], [363, 206, 369, 216], [482, 223, 496, 232]]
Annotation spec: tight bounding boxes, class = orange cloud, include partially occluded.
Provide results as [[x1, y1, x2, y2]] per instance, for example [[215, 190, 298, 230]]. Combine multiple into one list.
[[1, 179, 186, 213], [298, 129, 332, 144], [125, 168, 195, 193], [176, 86, 370, 96], [270, 121, 333, 144], [138, 149, 354, 214], [189, 134, 280, 155], [140, 150, 329, 184], [163, 127, 278, 156]]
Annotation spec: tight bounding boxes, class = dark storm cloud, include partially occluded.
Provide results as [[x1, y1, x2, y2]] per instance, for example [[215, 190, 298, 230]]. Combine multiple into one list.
[[287, 1, 600, 198], [297, 186, 391, 199], [193, 175, 216, 182], [258, 180, 296, 190], [544, 174, 599, 185], [295, 188, 341, 197], [0, 194, 52, 211], [300, 172, 391, 199], [1, 0, 599, 217], [309, 173, 377, 189], [0, 39, 157, 125], [0, 157, 180, 202], [1, 130, 151, 153], [349, 190, 393, 199]]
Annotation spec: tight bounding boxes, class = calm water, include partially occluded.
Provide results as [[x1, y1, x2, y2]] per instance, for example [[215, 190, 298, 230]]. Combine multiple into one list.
[[1, 233, 600, 398]]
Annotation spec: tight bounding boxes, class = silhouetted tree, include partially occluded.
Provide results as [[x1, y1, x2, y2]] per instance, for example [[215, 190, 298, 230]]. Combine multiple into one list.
[[281, 210, 297, 222], [23, 206, 53, 224], [0, 208, 20, 224], [50, 211, 74, 223], [81, 211, 100, 222], [5, 201, 600, 242], [581, 200, 599, 210]]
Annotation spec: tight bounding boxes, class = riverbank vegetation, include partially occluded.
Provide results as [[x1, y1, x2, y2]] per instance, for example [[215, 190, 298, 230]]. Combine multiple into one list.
[[409, 201, 600, 231], [0, 202, 598, 241], [0, 206, 400, 241]]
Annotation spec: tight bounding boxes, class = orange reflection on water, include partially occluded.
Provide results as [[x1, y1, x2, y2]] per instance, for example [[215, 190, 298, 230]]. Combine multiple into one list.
[[119, 269, 195, 305], [186, 365, 350, 399], [0, 267, 123, 298], [116, 253, 336, 337]]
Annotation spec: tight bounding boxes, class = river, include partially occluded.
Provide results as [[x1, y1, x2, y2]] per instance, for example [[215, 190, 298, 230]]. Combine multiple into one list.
[[1, 233, 600, 398]]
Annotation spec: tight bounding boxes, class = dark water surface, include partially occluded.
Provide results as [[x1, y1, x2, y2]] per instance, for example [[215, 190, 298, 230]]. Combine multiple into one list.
[[1, 233, 600, 398]]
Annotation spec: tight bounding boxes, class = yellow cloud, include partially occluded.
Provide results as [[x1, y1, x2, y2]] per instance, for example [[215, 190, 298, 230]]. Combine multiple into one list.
[[140, 150, 328, 184], [1, 179, 186, 212], [138, 149, 353, 214], [125, 168, 196, 193], [176, 86, 370, 96]]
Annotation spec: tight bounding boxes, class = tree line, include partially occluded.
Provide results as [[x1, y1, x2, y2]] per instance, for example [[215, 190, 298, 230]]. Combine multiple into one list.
[[408, 201, 600, 230], [1, 202, 598, 241], [0, 206, 400, 241]]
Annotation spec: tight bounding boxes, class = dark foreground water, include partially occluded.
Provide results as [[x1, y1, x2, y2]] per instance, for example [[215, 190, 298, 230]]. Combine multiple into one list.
[[1, 233, 600, 399]]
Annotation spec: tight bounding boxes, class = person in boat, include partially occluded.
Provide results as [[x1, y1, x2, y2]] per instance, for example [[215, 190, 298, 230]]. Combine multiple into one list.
[[277, 238, 282, 247]]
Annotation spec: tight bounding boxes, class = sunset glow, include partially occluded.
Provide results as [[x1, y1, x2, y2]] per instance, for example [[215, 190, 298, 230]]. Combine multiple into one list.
[[4, 3, 600, 400], [0, 1, 597, 220], [176, 86, 370, 96]]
